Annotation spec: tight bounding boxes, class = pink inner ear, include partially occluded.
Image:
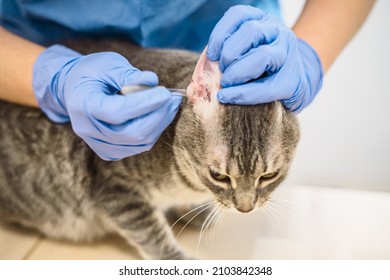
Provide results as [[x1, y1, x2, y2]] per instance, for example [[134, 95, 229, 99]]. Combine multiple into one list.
[[187, 48, 221, 104]]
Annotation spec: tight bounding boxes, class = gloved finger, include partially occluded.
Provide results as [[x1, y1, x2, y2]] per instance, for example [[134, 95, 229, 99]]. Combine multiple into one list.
[[207, 5, 267, 61], [217, 74, 292, 105], [221, 43, 287, 87], [102, 67, 158, 92], [79, 52, 135, 88], [98, 70, 159, 95], [88, 87, 173, 124], [219, 19, 279, 72], [123, 94, 182, 144], [122, 70, 159, 88], [95, 94, 182, 145], [82, 52, 159, 90]]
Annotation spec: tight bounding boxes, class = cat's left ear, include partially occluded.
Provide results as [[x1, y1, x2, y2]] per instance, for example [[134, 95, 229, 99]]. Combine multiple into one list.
[[187, 47, 221, 104]]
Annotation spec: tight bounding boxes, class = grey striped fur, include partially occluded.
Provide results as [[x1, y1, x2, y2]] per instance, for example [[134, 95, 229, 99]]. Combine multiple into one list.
[[0, 39, 299, 259]]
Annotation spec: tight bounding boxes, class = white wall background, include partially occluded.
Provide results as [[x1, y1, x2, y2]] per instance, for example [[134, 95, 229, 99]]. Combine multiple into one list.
[[280, 0, 390, 191]]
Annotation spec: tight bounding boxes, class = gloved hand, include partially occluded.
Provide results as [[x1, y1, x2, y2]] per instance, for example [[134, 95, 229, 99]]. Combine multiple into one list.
[[206, 5, 323, 113], [33, 45, 182, 160]]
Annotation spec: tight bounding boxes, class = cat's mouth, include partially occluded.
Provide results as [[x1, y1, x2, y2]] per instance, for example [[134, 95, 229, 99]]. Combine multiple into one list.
[[216, 199, 256, 214], [215, 194, 269, 214]]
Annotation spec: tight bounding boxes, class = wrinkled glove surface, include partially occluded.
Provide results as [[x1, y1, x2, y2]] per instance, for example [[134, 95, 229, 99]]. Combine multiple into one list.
[[207, 5, 323, 113], [33, 45, 181, 160]]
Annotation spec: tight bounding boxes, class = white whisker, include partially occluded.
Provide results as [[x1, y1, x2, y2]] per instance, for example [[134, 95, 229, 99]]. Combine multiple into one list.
[[269, 196, 296, 209], [264, 199, 291, 230], [196, 206, 221, 255], [160, 139, 182, 151], [207, 208, 224, 247], [197, 210, 214, 250], [262, 201, 285, 229], [268, 197, 296, 218], [160, 201, 215, 258], [260, 203, 276, 224]]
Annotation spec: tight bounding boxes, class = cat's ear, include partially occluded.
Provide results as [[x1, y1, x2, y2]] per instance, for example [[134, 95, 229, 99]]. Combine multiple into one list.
[[187, 47, 221, 104]]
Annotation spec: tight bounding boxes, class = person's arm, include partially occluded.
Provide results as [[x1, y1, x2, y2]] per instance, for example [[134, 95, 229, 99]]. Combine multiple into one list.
[[0, 26, 44, 107], [292, 0, 376, 72], [0, 26, 181, 161]]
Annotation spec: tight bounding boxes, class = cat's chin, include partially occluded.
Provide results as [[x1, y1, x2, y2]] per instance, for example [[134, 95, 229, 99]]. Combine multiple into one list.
[[219, 206, 260, 214]]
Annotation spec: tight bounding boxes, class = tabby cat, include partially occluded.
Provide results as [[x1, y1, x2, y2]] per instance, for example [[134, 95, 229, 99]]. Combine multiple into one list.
[[0, 39, 299, 259]]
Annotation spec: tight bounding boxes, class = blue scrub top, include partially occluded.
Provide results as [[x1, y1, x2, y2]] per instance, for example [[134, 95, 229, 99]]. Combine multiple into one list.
[[0, 0, 280, 52]]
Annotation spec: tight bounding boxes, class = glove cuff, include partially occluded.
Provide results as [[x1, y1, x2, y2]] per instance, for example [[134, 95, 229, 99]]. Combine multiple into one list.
[[33, 44, 82, 123], [283, 38, 324, 113], [296, 38, 324, 112], [298, 37, 323, 91]]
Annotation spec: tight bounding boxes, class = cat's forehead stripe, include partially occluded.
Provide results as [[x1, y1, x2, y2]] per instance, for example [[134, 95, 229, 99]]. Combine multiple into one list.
[[221, 103, 287, 176]]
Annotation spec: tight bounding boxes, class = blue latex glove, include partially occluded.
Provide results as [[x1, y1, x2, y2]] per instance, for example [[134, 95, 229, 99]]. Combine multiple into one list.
[[206, 5, 323, 113], [33, 45, 182, 160]]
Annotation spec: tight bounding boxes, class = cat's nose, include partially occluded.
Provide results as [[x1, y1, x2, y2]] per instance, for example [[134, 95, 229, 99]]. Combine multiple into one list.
[[233, 193, 255, 213], [235, 205, 254, 213]]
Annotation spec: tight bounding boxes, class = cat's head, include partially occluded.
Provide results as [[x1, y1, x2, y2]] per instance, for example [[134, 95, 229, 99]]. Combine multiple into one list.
[[174, 49, 300, 213]]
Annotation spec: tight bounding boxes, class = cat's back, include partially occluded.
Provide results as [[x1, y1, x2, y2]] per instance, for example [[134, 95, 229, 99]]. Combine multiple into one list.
[[0, 99, 94, 170], [0, 101, 95, 226], [0, 100, 78, 160]]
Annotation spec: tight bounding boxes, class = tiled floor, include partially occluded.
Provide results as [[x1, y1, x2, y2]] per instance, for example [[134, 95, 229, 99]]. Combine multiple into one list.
[[1, 184, 389, 260]]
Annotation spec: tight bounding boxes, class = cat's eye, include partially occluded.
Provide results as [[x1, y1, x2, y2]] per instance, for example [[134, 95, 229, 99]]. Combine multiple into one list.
[[210, 170, 230, 182], [260, 172, 278, 180]]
